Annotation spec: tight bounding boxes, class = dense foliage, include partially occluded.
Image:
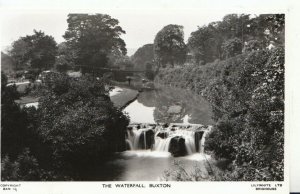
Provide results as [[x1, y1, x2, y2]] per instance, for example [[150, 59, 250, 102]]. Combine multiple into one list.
[[154, 24, 187, 68], [1, 72, 24, 158], [187, 14, 284, 65], [63, 14, 127, 73], [156, 48, 284, 181], [1, 72, 48, 180], [156, 14, 284, 181], [1, 72, 129, 180], [54, 42, 77, 72], [131, 44, 154, 70], [37, 73, 129, 172], [1, 52, 14, 74], [9, 30, 57, 71]]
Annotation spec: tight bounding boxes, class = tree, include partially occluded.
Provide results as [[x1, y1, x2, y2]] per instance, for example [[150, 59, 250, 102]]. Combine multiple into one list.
[[113, 55, 134, 70], [107, 48, 126, 68], [145, 61, 155, 80], [131, 44, 154, 70], [221, 38, 243, 58], [1, 52, 14, 74], [54, 42, 76, 72], [1, 72, 26, 158], [36, 72, 129, 174], [243, 14, 284, 49], [218, 14, 251, 41], [9, 30, 57, 71], [63, 14, 127, 74], [155, 13, 285, 181], [243, 40, 263, 52], [9, 39, 31, 71], [154, 24, 187, 68], [188, 14, 251, 64], [188, 24, 222, 64]]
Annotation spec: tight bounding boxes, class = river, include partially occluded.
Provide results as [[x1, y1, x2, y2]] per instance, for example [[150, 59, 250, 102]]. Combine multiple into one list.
[[123, 85, 214, 125], [95, 85, 215, 181]]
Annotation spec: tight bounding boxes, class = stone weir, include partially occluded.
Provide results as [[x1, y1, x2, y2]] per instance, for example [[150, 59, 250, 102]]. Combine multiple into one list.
[[125, 123, 212, 157]]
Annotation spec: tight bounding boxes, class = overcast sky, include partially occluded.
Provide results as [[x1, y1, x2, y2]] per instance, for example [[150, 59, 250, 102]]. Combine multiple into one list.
[[0, 0, 289, 55], [0, 10, 230, 56]]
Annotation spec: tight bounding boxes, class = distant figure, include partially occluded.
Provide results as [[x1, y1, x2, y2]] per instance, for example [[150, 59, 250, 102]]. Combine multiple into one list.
[[127, 77, 132, 86], [21, 75, 25, 82]]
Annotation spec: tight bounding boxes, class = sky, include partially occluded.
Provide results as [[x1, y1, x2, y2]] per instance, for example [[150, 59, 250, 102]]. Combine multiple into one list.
[[0, 0, 289, 55], [0, 10, 228, 56]]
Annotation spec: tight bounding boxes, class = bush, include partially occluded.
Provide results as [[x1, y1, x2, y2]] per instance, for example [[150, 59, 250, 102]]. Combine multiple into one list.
[[1, 148, 40, 181], [2, 71, 130, 180], [36, 73, 129, 175], [221, 38, 243, 59], [156, 48, 284, 181], [161, 160, 212, 181]]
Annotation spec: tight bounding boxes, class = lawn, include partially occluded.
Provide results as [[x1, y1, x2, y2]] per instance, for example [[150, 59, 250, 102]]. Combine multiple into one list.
[[110, 87, 139, 109]]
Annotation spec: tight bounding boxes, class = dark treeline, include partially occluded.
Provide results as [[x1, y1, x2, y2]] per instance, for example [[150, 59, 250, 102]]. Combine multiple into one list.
[[155, 14, 284, 181]]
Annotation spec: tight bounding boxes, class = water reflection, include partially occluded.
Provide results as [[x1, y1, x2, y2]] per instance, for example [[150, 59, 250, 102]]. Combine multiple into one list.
[[97, 151, 208, 181], [123, 100, 155, 123], [125, 85, 214, 125]]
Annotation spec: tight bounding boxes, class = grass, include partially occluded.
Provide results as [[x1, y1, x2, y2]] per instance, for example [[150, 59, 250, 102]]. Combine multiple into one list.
[[110, 88, 139, 109], [15, 96, 40, 105]]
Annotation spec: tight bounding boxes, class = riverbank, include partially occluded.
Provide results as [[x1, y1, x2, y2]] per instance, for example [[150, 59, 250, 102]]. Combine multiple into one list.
[[15, 96, 39, 105], [155, 48, 285, 181], [110, 87, 139, 109]]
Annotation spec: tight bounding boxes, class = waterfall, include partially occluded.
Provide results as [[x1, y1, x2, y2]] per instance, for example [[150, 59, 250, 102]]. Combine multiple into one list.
[[126, 127, 154, 150], [154, 136, 173, 152], [126, 139, 133, 150], [125, 124, 210, 156], [144, 131, 147, 149], [132, 129, 143, 149], [199, 126, 212, 153], [184, 132, 196, 154]]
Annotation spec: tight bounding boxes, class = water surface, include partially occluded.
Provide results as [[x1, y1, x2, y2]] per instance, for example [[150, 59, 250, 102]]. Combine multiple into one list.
[[97, 85, 214, 181], [124, 85, 214, 125], [93, 151, 209, 181]]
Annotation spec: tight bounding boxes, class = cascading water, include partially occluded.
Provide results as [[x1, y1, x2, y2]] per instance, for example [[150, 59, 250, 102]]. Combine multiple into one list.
[[126, 123, 211, 156], [126, 127, 154, 150]]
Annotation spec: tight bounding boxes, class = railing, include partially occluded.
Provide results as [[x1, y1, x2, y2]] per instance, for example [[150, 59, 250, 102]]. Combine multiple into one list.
[[72, 65, 145, 73]]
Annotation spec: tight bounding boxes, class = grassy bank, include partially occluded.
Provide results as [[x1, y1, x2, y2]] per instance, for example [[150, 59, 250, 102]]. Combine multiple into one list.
[[15, 96, 40, 105], [110, 87, 139, 109]]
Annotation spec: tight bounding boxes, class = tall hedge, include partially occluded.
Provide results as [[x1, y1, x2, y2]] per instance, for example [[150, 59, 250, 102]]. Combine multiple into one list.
[[156, 48, 284, 181]]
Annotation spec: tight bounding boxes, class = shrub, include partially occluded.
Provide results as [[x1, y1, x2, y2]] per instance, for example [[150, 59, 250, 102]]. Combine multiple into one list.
[[156, 48, 284, 181], [36, 73, 129, 175], [1, 148, 40, 181]]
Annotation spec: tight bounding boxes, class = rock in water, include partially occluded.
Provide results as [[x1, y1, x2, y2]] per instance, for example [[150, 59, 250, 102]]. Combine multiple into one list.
[[194, 131, 204, 152], [168, 136, 187, 157], [163, 123, 169, 128], [157, 131, 168, 139]]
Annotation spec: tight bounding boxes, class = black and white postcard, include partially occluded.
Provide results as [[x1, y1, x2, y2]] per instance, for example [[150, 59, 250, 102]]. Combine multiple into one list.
[[1, 0, 298, 194]]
